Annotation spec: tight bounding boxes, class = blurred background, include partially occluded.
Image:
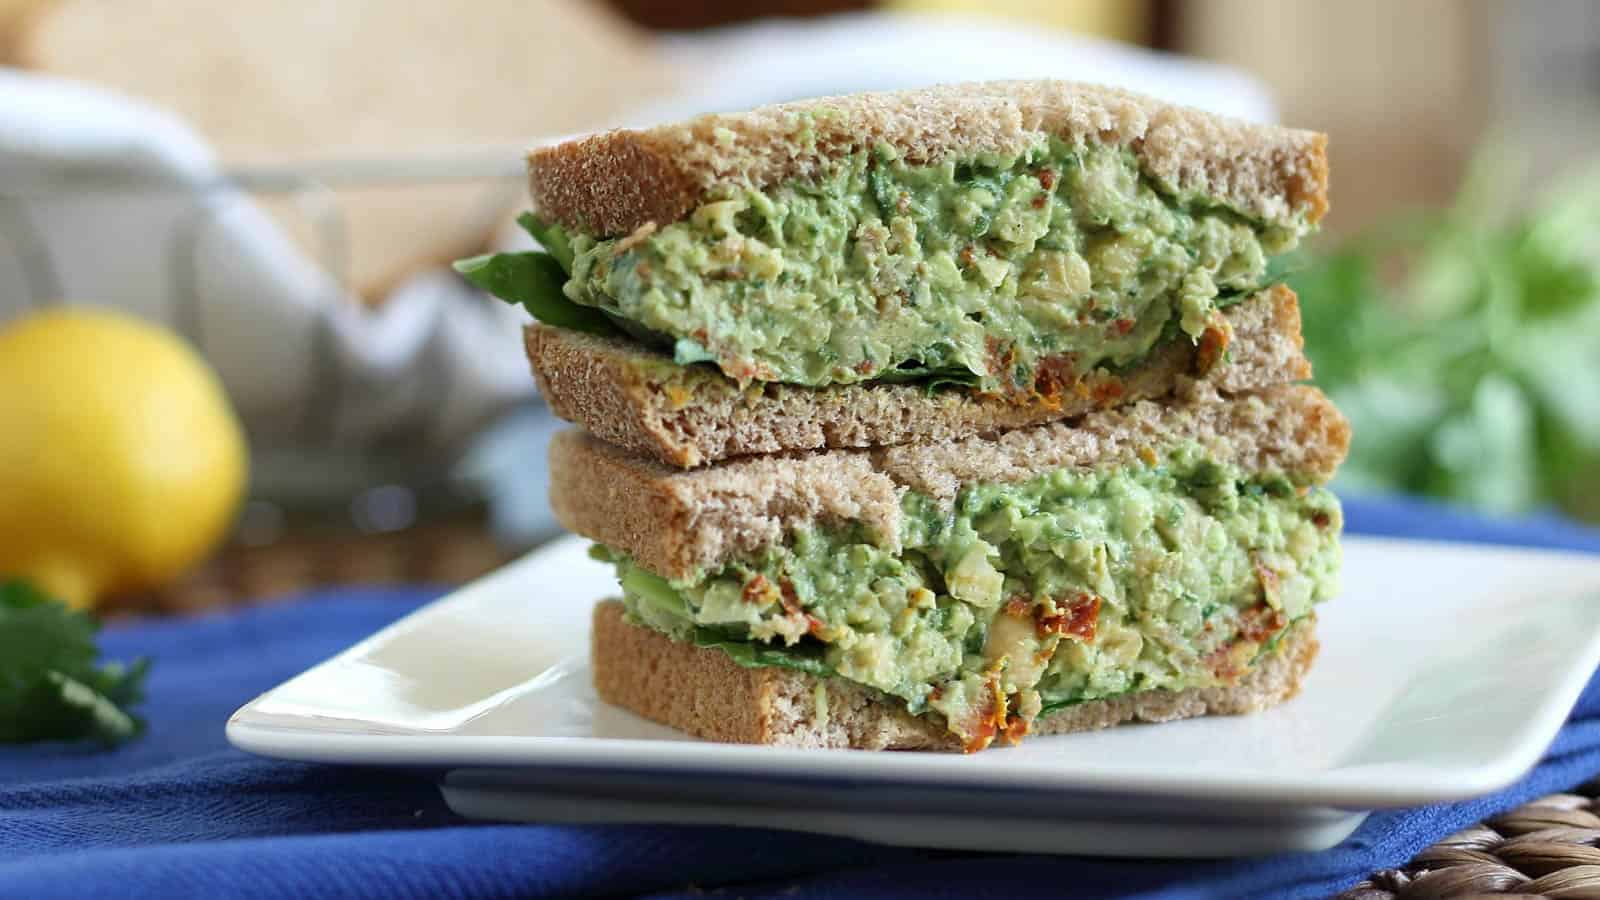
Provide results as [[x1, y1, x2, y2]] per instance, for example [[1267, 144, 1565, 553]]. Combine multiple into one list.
[[2, 0, 1598, 618]]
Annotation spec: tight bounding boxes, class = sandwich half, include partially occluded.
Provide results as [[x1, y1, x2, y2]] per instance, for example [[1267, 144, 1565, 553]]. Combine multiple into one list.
[[553, 382, 1350, 751], [461, 81, 1328, 466]]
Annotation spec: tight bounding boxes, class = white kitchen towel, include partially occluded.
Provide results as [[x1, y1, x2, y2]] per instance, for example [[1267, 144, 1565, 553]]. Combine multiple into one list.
[[0, 14, 1275, 469]]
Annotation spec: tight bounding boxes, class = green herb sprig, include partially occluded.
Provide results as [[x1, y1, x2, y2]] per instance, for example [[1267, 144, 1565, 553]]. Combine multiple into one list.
[[1291, 148, 1600, 520], [0, 580, 151, 746]]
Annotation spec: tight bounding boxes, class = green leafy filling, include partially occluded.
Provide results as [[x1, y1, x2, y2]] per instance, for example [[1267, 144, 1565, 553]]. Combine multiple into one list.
[[1034, 614, 1307, 717], [460, 215, 985, 387], [459, 217, 1285, 397], [603, 448, 1341, 739], [602, 550, 833, 677], [562, 139, 1297, 390]]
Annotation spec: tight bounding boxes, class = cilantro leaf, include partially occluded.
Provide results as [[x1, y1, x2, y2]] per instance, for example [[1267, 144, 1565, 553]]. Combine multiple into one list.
[[453, 250, 617, 337], [1290, 152, 1600, 521], [0, 580, 150, 746]]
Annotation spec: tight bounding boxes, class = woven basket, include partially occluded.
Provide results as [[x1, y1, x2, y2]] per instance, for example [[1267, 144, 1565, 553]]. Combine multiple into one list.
[[101, 516, 516, 618], [1339, 783, 1600, 898]]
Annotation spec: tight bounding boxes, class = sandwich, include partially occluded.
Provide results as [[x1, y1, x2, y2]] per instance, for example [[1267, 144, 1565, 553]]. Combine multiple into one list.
[[462, 80, 1345, 751], [459, 80, 1328, 465], [555, 381, 1348, 751]]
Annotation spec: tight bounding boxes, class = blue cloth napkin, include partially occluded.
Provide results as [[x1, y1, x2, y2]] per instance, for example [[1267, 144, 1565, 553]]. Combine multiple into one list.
[[3, 494, 1599, 900]]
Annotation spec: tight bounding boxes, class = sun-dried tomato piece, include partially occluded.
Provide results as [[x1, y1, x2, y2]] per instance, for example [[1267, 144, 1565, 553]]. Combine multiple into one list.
[[1037, 592, 1101, 641], [778, 578, 802, 615], [1251, 555, 1283, 611], [1203, 643, 1248, 681], [959, 673, 1008, 754], [1195, 319, 1232, 374], [1000, 711, 1031, 746], [1032, 354, 1077, 404], [1238, 602, 1288, 644], [1090, 380, 1125, 406], [740, 574, 774, 605]]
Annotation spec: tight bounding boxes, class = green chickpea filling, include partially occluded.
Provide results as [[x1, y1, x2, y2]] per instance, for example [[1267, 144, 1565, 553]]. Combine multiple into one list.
[[598, 444, 1342, 750], [563, 139, 1304, 395]]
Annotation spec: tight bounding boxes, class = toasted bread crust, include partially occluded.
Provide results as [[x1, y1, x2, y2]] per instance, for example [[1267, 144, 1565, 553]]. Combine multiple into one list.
[[549, 383, 1350, 580], [529, 80, 1328, 237], [591, 601, 1318, 751], [530, 285, 1310, 468]]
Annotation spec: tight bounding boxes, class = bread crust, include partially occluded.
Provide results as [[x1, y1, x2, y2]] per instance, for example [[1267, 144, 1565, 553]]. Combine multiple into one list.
[[530, 285, 1311, 468], [549, 383, 1350, 580], [529, 80, 1328, 237], [591, 600, 1319, 751]]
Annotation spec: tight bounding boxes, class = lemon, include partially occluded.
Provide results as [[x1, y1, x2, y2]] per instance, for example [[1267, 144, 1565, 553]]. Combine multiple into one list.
[[0, 308, 247, 609]]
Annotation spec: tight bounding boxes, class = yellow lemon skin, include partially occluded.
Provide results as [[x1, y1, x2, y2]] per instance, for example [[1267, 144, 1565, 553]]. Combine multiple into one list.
[[0, 308, 247, 609]]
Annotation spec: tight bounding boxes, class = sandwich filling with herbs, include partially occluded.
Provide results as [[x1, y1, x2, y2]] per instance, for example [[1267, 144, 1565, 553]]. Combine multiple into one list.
[[590, 442, 1342, 751], [461, 138, 1309, 400]]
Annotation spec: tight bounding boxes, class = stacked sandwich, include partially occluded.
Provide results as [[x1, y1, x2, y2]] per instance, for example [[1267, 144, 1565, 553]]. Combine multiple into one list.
[[460, 81, 1349, 752]]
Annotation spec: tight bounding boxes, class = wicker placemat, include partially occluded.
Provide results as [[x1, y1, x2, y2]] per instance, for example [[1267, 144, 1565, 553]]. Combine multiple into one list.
[[104, 525, 1600, 896], [1339, 781, 1600, 898]]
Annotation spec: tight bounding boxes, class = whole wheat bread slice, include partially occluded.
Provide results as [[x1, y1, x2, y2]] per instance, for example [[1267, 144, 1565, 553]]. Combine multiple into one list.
[[592, 600, 1319, 750], [550, 383, 1350, 580], [530, 284, 1310, 468], [529, 80, 1328, 238]]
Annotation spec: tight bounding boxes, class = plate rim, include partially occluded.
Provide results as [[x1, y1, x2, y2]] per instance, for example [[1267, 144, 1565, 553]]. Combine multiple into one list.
[[227, 534, 1600, 809]]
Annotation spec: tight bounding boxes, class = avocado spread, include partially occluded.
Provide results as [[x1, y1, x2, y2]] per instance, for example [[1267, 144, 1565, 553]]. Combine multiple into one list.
[[553, 139, 1304, 397], [599, 445, 1341, 751]]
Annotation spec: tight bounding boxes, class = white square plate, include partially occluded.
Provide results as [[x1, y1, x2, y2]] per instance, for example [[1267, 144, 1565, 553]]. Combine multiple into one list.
[[228, 535, 1600, 857]]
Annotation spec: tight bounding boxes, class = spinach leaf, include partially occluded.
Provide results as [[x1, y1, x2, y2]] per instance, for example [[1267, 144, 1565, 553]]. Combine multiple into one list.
[[453, 250, 617, 337], [604, 313, 675, 350], [871, 364, 981, 393], [691, 627, 833, 677], [516, 212, 575, 272], [672, 338, 720, 366]]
